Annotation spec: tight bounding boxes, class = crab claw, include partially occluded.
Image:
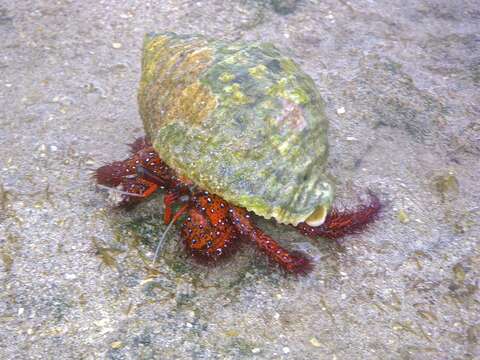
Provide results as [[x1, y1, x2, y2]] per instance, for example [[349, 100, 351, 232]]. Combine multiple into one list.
[[95, 161, 130, 187], [296, 192, 381, 240]]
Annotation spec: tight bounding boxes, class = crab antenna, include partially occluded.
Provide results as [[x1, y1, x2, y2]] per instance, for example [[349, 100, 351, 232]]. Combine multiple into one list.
[[151, 215, 176, 266], [96, 184, 145, 197], [136, 165, 166, 186]]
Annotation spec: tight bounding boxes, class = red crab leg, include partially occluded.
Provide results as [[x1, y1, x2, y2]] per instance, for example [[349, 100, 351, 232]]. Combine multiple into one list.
[[137, 180, 158, 198], [163, 193, 177, 224], [135, 165, 189, 224], [163, 192, 190, 224], [229, 207, 311, 275], [95, 159, 160, 206], [170, 203, 189, 223], [106, 177, 159, 207], [133, 162, 192, 225], [296, 193, 381, 239]]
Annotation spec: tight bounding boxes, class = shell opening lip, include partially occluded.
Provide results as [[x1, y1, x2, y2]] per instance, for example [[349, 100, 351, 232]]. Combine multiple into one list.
[[305, 204, 328, 227]]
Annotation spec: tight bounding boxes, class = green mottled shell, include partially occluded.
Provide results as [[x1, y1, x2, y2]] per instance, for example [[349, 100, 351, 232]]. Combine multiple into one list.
[[138, 32, 333, 225]]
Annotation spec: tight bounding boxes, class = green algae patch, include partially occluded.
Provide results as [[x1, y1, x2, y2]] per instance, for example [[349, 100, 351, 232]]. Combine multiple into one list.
[[219, 71, 235, 82], [432, 171, 459, 202], [248, 63, 267, 79]]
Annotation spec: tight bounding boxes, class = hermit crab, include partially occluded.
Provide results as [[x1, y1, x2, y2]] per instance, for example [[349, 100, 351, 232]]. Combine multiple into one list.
[[96, 32, 381, 274]]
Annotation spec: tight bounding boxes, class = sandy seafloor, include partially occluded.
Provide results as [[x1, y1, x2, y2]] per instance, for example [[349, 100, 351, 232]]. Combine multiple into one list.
[[0, 1, 479, 359]]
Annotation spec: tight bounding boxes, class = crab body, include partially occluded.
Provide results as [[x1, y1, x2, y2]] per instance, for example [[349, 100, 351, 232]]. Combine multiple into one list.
[[96, 33, 381, 274]]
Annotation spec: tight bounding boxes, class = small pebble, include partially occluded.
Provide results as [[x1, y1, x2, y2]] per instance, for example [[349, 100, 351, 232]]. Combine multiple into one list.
[[225, 329, 239, 337], [397, 209, 410, 223], [310, 337, 321, 347], [251, 348, 261, 354], [112, 42, 123, 49], [111, 341, 122, 349], [336, 107, 346, 115], [453, 263, 466, 282], [283, 346, 290, 354], [94, 318, 109, 327]]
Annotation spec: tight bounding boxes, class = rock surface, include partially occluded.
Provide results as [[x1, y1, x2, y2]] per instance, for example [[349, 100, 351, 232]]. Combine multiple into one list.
[[0, 1, 479, 359]]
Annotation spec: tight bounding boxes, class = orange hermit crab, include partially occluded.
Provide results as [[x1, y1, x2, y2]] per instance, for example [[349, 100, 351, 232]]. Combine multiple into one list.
[[96, 33, 381, 274]]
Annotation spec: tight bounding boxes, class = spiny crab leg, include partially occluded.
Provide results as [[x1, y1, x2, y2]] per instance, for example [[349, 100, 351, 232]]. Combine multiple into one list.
[[296, 193, 381, 240], [229, 207, 311, 275]]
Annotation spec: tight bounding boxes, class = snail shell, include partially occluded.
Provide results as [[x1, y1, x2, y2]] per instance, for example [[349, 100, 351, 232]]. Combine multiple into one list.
[[138, 32, 333, 225]]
